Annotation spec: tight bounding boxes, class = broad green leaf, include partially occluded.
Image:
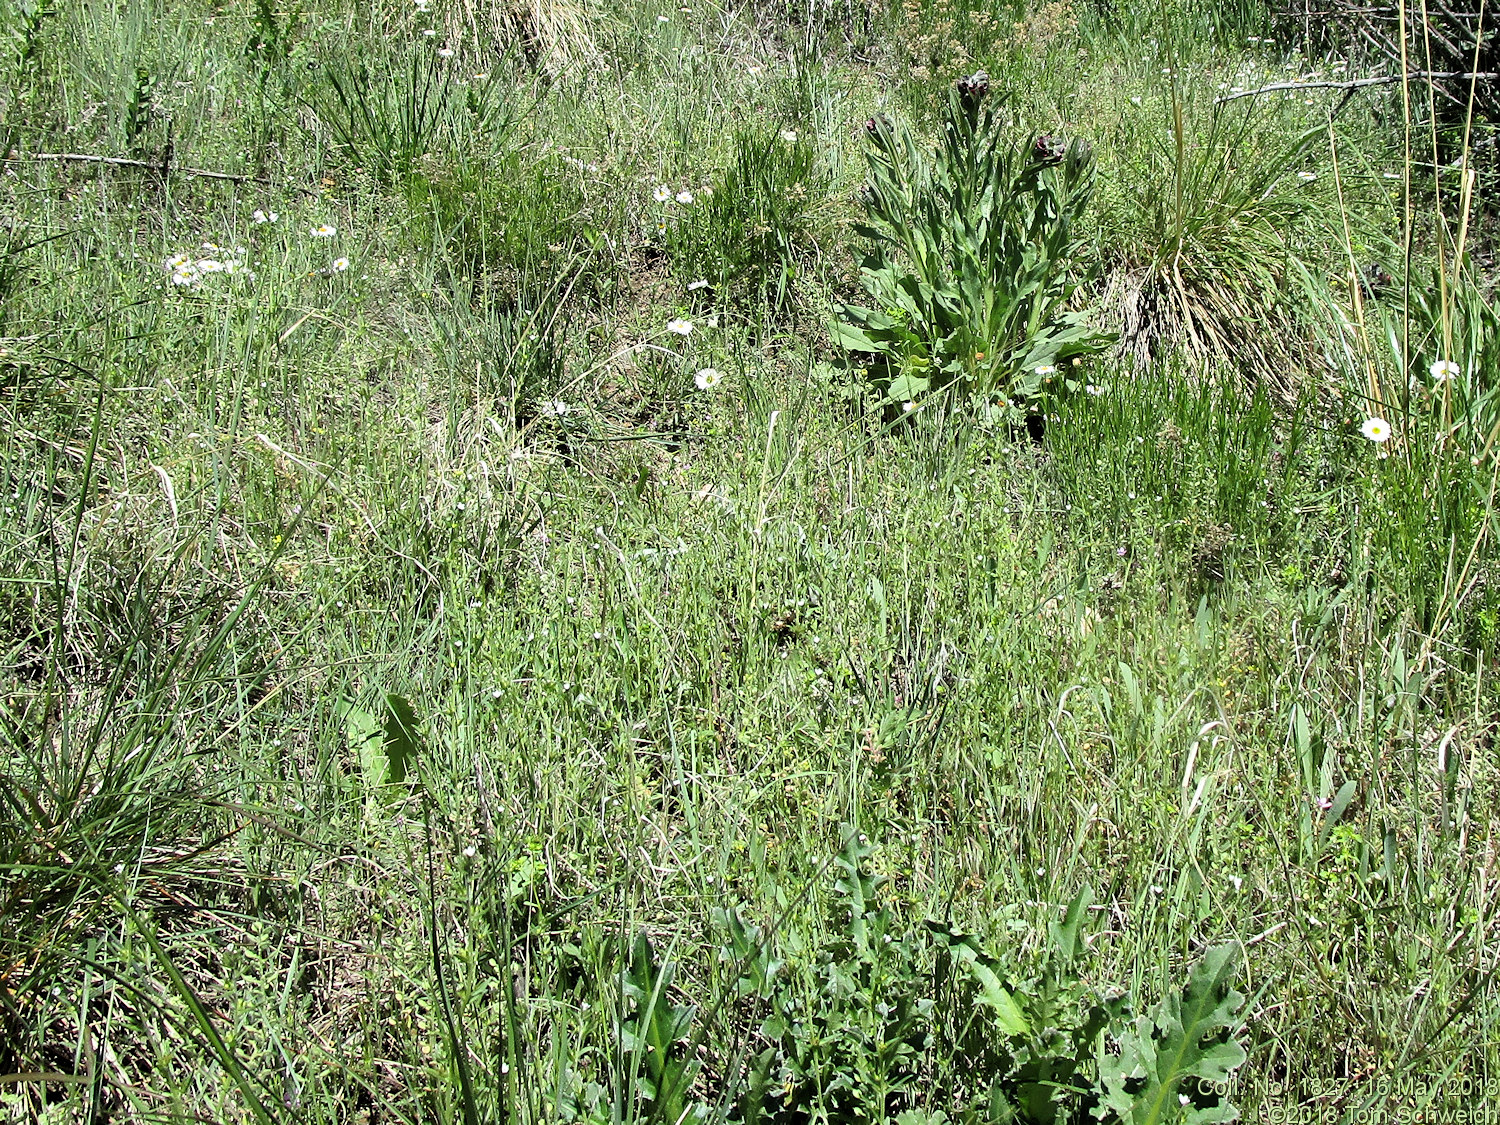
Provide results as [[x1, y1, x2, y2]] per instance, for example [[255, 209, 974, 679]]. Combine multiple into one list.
[[1097, 944, 1247, 1124], [829, 320, 884, 354], [967, 958, 1031, 1036], [888, 373, 931, 402], [1314, 780, 1359, 857], [1050, 885, 1094, 965], [338, 692, 421, 789]]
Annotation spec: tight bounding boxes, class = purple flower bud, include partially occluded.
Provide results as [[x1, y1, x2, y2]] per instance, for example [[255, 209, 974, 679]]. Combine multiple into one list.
[[956, 70, 990, 100], [1033, 134, 1066, 165]]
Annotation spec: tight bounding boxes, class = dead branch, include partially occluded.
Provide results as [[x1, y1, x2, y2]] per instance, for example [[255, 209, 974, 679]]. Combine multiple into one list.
[[3, 152, 320, 196], [1215, 69, 1500, 104]]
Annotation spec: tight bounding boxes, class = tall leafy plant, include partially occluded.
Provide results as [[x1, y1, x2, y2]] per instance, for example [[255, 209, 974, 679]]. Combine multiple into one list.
[[831, 73, 1112, 409]]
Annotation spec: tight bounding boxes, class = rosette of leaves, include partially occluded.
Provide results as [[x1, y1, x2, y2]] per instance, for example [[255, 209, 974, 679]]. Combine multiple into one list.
[[831, 74, 1113, 412]]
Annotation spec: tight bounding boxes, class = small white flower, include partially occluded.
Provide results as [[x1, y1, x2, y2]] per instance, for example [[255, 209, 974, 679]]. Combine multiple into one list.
[[1361, 417, 1391, 443], [746, 63, 763, 76], [196, 258, 225, 273], [437, 46, 454, 58], [694, 367, 724, 390], [1431, 359, 1461, 382], [1297, 170, 1317, 182], [414, 0, 430, 9], [705, 314, 718, 328], [164, 253, 193, 270], [170, 267, 199, 287], [311, 223, 337, 238], [462, 844, 476, 857], [1085, 383, 1103, 396], [687, 278, 709, 291], [540, 399, 570, 417], [657, 14, 669, 21], [252, 208, 278, 223], [666, 318, 693, 336], [331, 257, 350, 272], [675, 190, 694, 204], [423, 27, 436, 35], [902, 400, 917, 413], [1129, 95, 1142, 105], [780, 129, 798, 142], [1035, 364, 1057, 377], [653, 184, 672, 203]]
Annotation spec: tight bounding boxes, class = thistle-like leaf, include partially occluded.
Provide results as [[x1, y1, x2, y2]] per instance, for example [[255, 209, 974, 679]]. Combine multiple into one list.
[[1096, 945, 1247, 1125]]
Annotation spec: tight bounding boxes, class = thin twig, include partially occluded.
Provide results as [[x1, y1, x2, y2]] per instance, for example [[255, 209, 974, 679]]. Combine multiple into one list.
[[1215, 70, 1500, 104], [2, 152, 319, 195]]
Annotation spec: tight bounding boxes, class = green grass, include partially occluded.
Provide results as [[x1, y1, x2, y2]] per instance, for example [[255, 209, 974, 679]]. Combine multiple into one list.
[[3, 0, 1499, 1119]]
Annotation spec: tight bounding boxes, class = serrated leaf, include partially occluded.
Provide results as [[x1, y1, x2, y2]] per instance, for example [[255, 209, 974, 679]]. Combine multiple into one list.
[[1097, 945, 1246, 1125], [380, 692, 420, 785], [339, 692, 421, 789]]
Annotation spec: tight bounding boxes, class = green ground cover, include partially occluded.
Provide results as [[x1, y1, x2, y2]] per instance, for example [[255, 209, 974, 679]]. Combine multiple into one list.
[[3, 0, 1499, 1118]]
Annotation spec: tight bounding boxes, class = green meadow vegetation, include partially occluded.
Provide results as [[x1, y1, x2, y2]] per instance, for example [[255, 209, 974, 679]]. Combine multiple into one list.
[[3, 0, 1500, 1118]]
